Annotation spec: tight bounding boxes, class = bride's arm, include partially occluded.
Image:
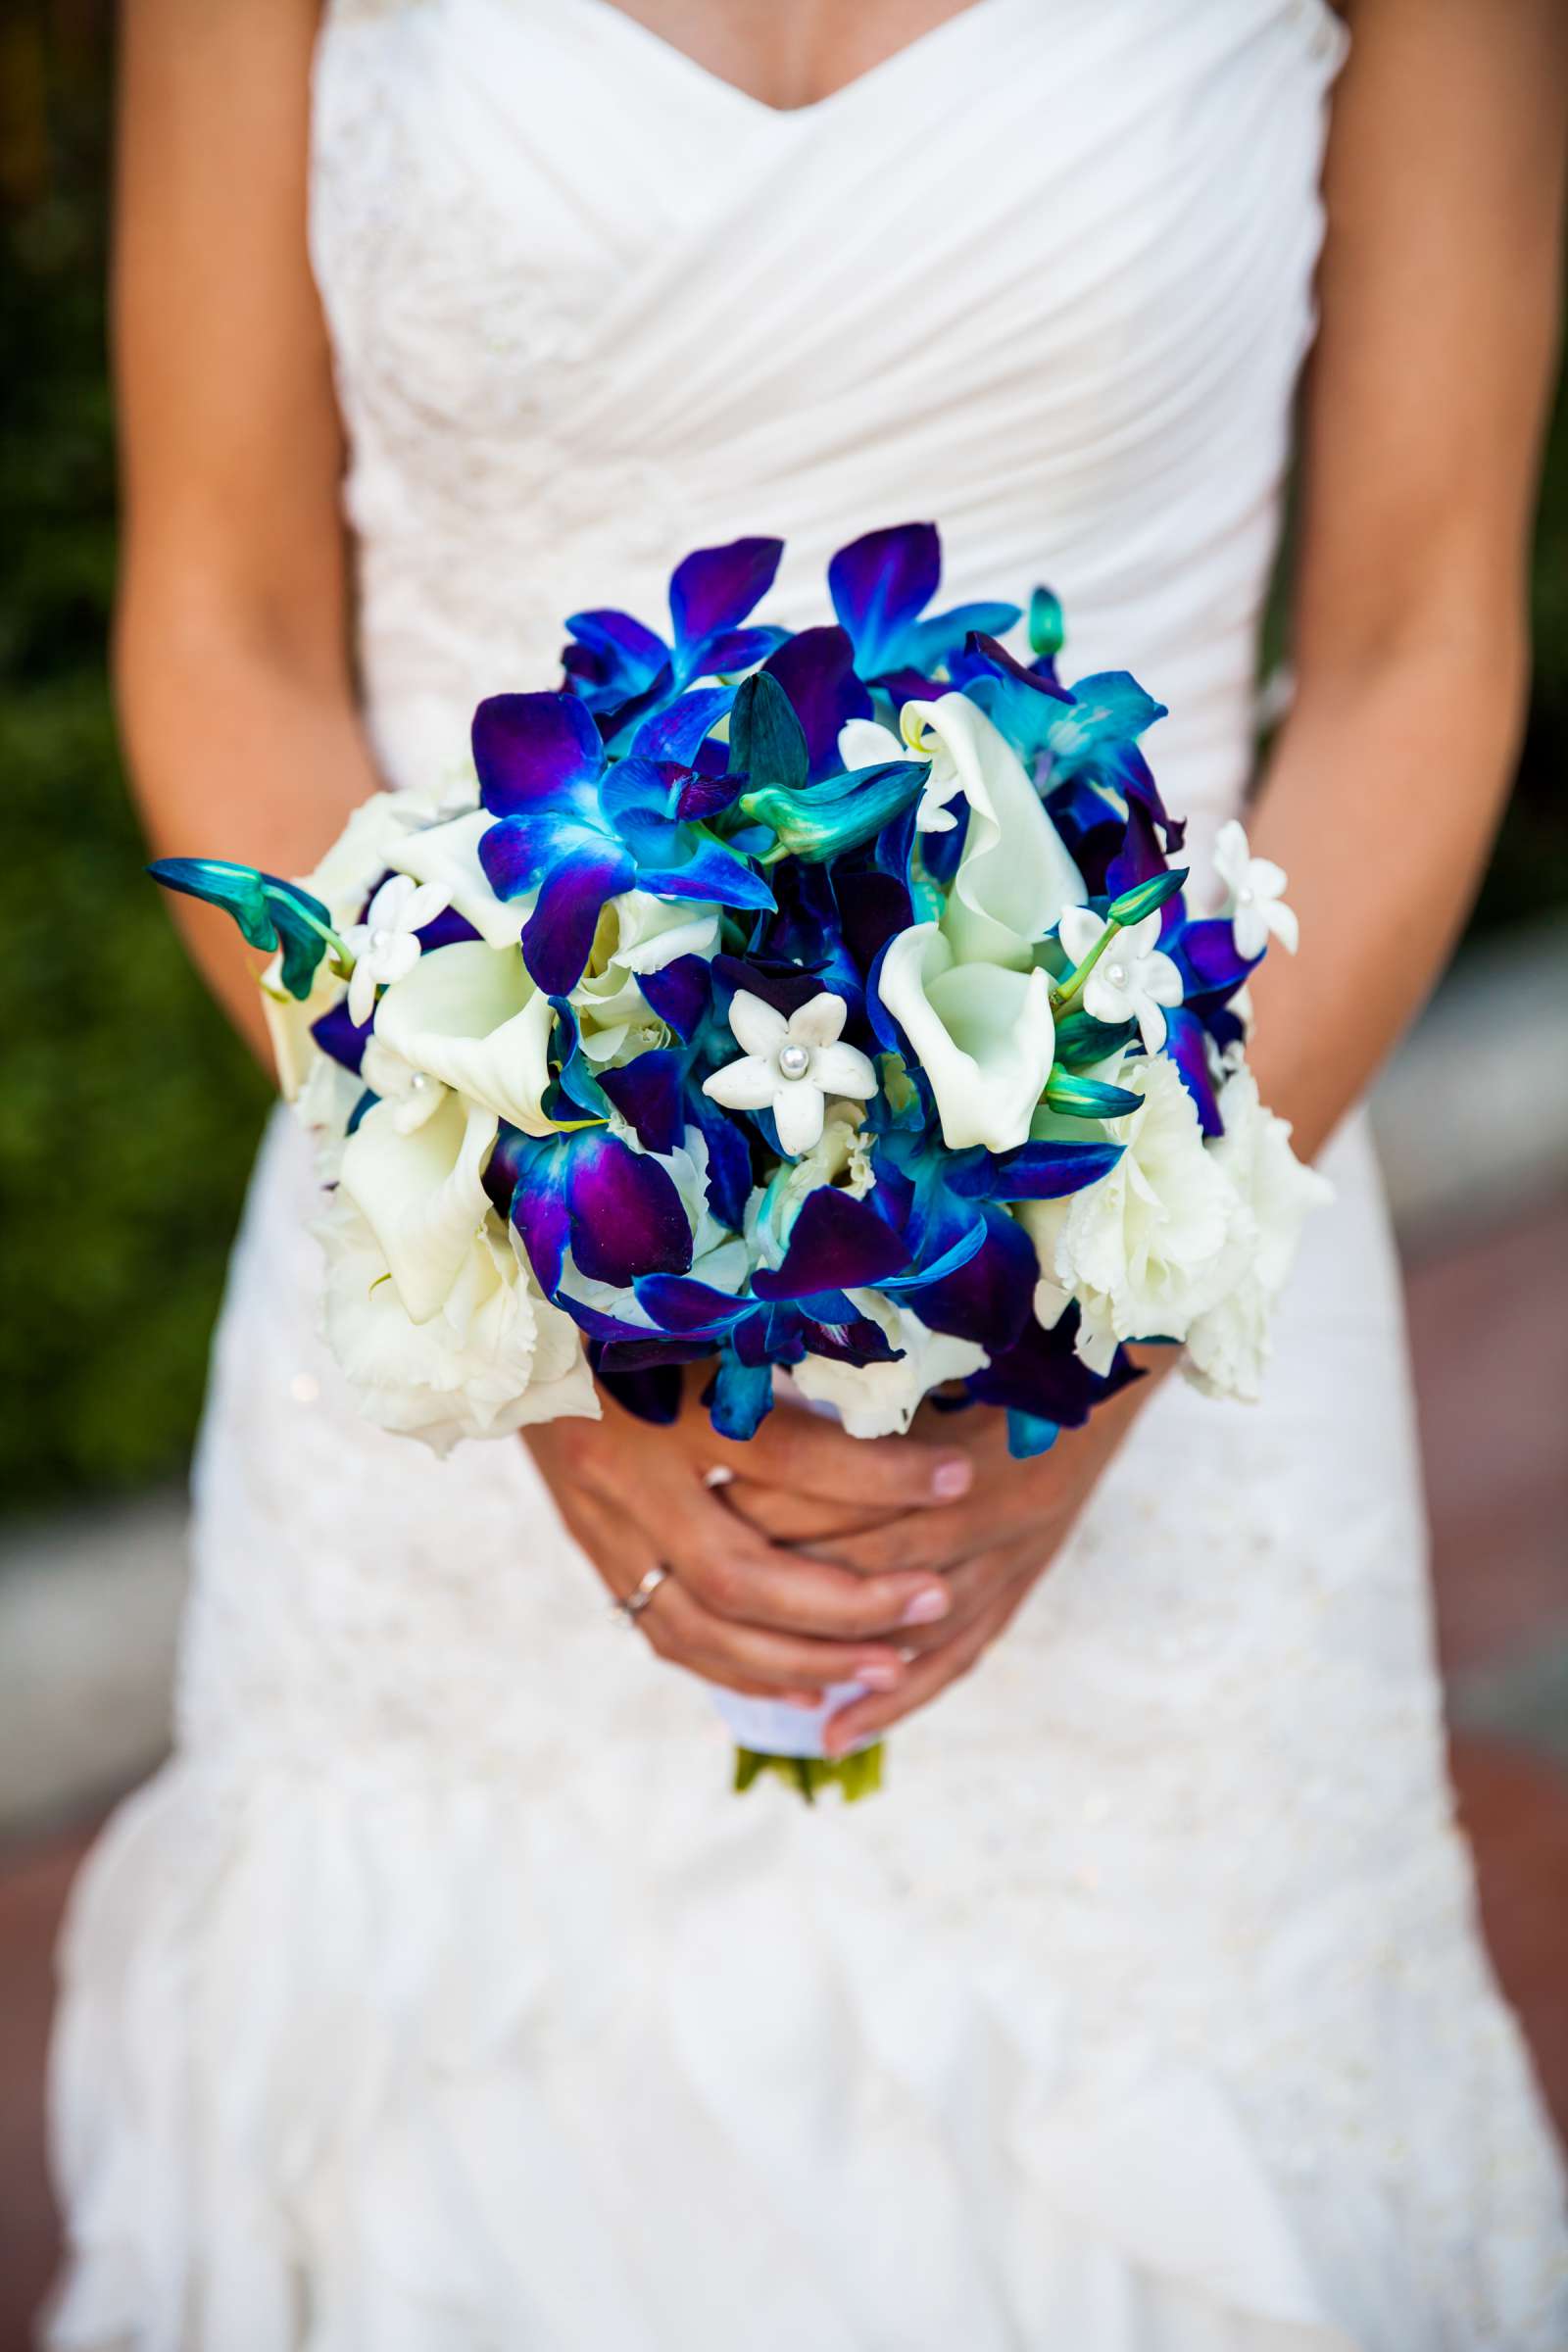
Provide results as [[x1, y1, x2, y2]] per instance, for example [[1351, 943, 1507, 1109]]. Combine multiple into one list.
[[120, 0, 967, 1699], [1245, 0, 1567, 1153], [785, 0, 1568, 1756], [116, 0, 380, 1063]]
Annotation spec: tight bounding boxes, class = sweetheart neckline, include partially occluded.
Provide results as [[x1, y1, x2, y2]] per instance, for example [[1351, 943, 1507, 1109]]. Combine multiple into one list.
[[573, 0, 1019, 124]]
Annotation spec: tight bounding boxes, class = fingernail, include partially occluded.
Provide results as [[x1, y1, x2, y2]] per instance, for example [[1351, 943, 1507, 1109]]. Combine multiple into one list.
[[900, 1588, 950, 1627], [932, 1457, 972, 1499], [783, 1690, 820, 1709], [855, 1660, 901, 1691]]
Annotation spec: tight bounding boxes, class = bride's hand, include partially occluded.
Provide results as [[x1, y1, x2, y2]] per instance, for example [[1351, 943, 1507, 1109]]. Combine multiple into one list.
[[725, 1358, 1169, 1752], [522, 1378, 971, 1704]]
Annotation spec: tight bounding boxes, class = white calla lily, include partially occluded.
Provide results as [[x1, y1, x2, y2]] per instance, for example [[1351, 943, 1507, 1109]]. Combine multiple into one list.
[[901, 693, 1084, 960], [372, 941, 557, 1135], [876, 922, 1055, 1153], [338, 1092, 498, 1326], [386, 808, 526, 951]]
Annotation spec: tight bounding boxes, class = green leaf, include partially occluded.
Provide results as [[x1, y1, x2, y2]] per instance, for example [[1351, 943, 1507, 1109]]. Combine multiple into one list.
[[1104, 866, 1189, 929], [726, 670, 809, 794], [1044, 1069, 1143, 1121]]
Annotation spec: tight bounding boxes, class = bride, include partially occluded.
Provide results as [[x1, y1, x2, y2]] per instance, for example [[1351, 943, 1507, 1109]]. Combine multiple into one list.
[[48, 1, 1568, 2344]]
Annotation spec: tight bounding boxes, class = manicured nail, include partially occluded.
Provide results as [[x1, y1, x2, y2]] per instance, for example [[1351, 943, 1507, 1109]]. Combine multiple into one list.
[[855, 1660, 901, 1691], [900, 1588, 950, 1627], [932, 1457, 972, 1499]]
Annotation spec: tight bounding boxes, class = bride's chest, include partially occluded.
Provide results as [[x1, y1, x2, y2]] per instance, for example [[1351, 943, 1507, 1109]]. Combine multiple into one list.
[[311, 0, 1342, 456]]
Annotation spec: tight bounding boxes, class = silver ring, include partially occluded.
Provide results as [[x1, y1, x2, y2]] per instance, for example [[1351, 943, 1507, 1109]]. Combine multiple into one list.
[[612, 1564, 670, 1625]]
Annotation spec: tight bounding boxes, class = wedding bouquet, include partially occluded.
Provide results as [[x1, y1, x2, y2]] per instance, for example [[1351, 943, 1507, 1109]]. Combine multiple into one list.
[[153, 523, 1327, 1796]]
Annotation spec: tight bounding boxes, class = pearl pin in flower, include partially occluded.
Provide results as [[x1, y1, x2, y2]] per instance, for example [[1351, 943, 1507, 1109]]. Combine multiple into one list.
[[341, 873, 451, 1027], [703, 989, 877, 1157], [1057, 905, 1184, 1054], [1212, 819, 1298, 960]]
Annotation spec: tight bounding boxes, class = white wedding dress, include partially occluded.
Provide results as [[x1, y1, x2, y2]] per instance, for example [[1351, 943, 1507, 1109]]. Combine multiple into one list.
[[47, 2, 1568, 2345]]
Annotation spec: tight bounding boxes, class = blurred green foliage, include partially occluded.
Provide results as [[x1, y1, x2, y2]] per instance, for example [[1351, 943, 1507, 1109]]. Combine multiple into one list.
[[0, 9, 1564, 1517]]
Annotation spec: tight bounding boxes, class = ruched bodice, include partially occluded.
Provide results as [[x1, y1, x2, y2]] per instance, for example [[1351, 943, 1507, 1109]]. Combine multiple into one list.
[[311, 0, 1342, 853], [46, 9, 1568, 2347]]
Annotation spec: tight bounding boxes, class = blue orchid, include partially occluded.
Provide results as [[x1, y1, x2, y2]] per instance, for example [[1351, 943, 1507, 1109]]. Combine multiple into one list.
[[473, 688, 775, 995], [965, 1303, 1146, 1461], [561, 537, 788, 731], [828, 522, 1019, 696], [628, 1183, 985, 1440], [867, 1093, 1123, 1357]]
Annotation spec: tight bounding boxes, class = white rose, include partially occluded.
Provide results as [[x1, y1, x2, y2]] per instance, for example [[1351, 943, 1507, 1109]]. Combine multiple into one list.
[[1183, 1066, 1332, 1402], [317, 1193, 599, 1456], [1019, 1054, 1235, 1374]]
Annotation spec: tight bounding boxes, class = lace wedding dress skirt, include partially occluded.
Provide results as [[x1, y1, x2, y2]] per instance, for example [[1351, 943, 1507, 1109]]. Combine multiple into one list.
[[48, 2, 1568, 2344]]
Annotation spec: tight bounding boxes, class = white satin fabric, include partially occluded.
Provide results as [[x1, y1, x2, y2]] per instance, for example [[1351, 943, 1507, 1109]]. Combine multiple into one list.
[[48, 2, 1568, 2345]]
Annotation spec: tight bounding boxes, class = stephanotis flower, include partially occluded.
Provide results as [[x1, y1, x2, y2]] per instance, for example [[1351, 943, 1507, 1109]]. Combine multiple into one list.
[[1212, 819, 1298, 959], [828, 522, 1018, 695], [341, 874, 451, 1027], [703, 989, 877, 1156], [562, 536, 787, 727], [1056, 905, 1184, 1054], [472, 688, 773, 994]]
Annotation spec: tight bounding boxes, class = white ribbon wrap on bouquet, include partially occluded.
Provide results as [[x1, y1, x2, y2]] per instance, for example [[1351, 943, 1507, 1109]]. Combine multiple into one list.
[[705, 1382, 875, 1761]]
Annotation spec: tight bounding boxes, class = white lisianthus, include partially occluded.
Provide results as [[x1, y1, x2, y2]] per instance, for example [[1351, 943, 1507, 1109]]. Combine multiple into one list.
[[1183, 1066, 1332, 1401], [876, 923, 1055, 1153], [703, 990, 876, 1157], [1056, 905, 1184, 1053], [794, 1297, 987, 1437], [317, 1193, 598, 1455], [1020, 1054, 1235, 1374], [337, 1091, 498, 1326], [372, 941, 558, 1136], [1212, 819, 1298, 960]]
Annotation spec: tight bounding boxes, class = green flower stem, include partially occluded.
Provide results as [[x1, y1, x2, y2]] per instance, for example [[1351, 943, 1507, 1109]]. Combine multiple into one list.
[[732, 1742, 885, 1803], [1050, 913, 1123, 1019], [268, 885, 355, 974]]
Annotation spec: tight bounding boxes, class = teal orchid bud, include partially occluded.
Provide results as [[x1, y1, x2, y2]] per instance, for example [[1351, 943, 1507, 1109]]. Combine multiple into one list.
[[739, 759, 930, 864]]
